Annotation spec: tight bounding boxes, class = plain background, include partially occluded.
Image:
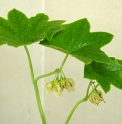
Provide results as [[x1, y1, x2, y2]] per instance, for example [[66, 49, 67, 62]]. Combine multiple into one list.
[[0, 0, 122, 124]]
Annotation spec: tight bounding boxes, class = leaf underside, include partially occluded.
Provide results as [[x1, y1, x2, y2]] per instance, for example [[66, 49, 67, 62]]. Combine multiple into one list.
[[84, 58, 122, 93], [0, 9, 64, 47], [40, 18, 113, 64]]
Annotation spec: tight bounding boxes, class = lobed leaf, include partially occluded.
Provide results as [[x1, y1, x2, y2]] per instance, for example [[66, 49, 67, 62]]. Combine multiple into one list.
[[0, 9, 64, 47], [40, 18, 113, 64], [117, 59, 122, 65], [84, 58, 122, 93]]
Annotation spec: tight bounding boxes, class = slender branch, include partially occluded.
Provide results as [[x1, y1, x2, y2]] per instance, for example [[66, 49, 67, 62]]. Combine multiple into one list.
[[85, 80, 92, 96], [65, 81, 99, 124], [88, 84, 99, 97], [24, 46, 47, 124], [35, 70, 57, 82], [35, 54, 69, 83], [59, 54, 68, 70], [24, 46, 35, 83], [33, 82, 47, 124], [36, 54, 68, 82], [65, 98, 86, 124]]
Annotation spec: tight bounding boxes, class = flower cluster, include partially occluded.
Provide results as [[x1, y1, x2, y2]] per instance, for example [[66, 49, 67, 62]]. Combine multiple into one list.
[[89, 90, 105, 105], [46, 78, 75, 97]]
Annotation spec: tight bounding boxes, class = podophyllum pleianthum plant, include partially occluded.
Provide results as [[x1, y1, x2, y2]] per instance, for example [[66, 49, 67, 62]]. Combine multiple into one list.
[[1, 9, 122, 124]]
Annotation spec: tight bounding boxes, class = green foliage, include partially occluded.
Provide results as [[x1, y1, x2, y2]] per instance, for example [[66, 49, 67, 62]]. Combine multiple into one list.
[[0, 9, 64, 47], [84, 58, 122, 93], [117, 59, 122, 65], [40, 19, 113, 64], [1, 8, 122, 94], [1, 8, 122, 124]]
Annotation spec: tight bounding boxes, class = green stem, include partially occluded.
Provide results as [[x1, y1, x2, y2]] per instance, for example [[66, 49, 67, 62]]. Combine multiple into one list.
[[35, 54, 68, 82], [33, 82, 47, 124], [59, 54, 68, 70], [65, 81, 99, 124], [88, 84, 99, 97], [24, 46, 46, 124], [24, 46, 35, 83], [85, 80, 92, 96], [65, 98, 87, 124], [65, 81, 91, 124], [35, 70, 57, 82]]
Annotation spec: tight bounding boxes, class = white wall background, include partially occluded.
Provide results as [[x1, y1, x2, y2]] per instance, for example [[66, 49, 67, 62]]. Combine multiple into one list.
[[0, 0, 122, 124]]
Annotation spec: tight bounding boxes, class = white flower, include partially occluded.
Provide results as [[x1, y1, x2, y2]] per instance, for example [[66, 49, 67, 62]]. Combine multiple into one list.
[[89, 90, 105, 105], [64, 78, 75, 92], [45, 78, 75, 97], [46, 81, 54, 94]]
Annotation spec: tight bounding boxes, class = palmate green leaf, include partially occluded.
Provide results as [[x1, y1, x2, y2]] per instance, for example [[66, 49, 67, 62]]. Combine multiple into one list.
[[40, 18, 113, 64], [0, 9, 64, 47], [84, 58, 122, 93], [117, 59, 122, 65]]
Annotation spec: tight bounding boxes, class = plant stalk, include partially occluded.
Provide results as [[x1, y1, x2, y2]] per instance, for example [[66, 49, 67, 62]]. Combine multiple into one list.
[[59, 54, 68, 70], [24, 46, 35, 83], [65, 97, 87, 124], [65, 81, 99, 124], [35, 70, 57, 82], [24, 46, 46, 124], [33, 81, 47, 124]]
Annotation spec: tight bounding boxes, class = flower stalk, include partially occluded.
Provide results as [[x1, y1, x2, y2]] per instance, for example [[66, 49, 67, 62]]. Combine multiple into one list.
[[24, 48, 69, 123], [59, 54, 68, 70], [65, 81, 100, 124]]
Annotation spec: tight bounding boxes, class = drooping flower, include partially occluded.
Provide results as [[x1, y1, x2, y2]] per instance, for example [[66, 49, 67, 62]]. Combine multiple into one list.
[[89, 90, 105, 105], [54, 83, 63, 97], [45, 70, 75, 97], [45, 78, 75, 97], [46, 81, 54, 94], [64, 78, 75, 92]]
